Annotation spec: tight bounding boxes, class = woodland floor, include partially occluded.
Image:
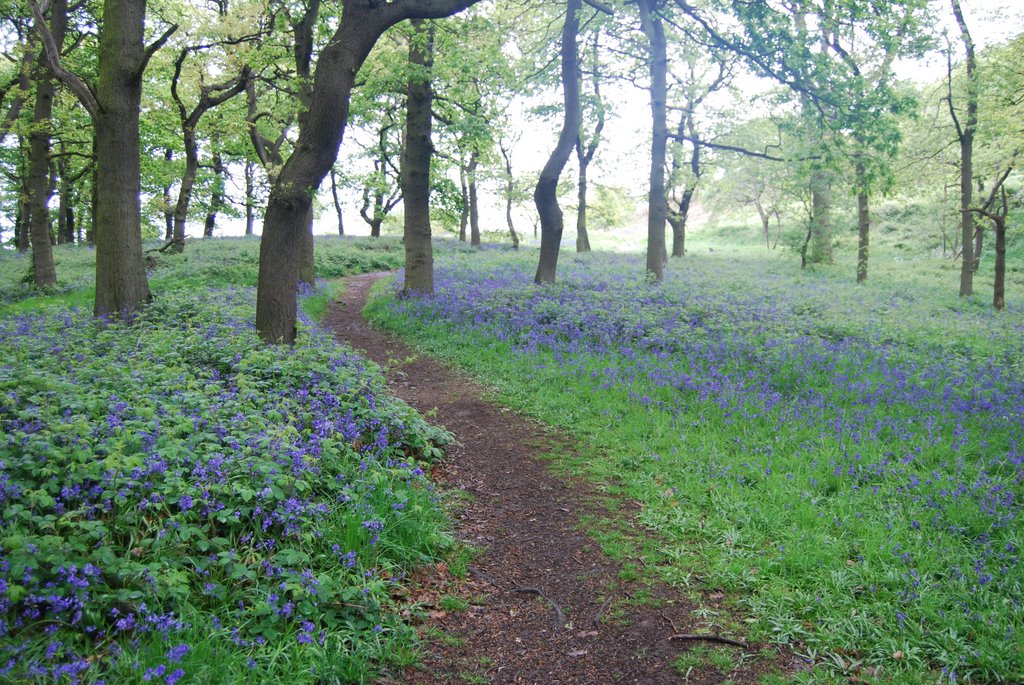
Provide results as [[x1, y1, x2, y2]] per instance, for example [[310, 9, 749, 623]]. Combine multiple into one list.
[[324, 273, 800, 685]]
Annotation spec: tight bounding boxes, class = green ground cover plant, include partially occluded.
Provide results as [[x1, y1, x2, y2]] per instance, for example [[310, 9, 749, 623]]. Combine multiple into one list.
[[0, 240, 453, 683], [367, 247, 1024, 684]]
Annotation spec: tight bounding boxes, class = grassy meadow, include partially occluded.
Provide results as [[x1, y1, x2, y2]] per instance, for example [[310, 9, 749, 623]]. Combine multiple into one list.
[[365, 221, 1024, 684]]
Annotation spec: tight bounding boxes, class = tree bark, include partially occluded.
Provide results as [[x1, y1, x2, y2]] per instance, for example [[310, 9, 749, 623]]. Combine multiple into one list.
[[534, 0, 582, 284], [15, 155, 30, 252], [28, 0, 67, 287], [855, 161, 869, 282], [92, 0, 162, 316], [993, 202, 1006, 310], [576, 160, 591, 252], [33, 0, 173, 316], [203, 154, 227, 238], [458, 166, 468, 241], [638, 0, 668, 280], [402, 19, 435, 295], [256, 0, 482, 344], [468, 151, 481, 247], [245, 160, 256, 235], [951, 0, 977, 296], [808, 168, 832, 264]]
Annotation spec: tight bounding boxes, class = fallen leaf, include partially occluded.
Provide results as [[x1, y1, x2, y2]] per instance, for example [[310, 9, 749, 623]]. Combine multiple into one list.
[[568, 650, 588, 657]]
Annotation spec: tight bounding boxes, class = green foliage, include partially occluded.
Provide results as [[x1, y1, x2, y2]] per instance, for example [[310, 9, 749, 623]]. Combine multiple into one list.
[[0, 237, 449, 683]]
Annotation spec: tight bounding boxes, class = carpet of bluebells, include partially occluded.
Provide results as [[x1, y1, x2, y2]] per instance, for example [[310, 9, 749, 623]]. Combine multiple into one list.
[[0, 288, 451, 683], [377, 250, 1024, 683]]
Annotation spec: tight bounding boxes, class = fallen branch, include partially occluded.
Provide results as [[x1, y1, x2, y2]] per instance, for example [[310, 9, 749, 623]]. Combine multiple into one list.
[[145, 238, 184, 254], [466, 565, 505, 592], [512, 587, 565, 629], [669, 633, 748, 649]]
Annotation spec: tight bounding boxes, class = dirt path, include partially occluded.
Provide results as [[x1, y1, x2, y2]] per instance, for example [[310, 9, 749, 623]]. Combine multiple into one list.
[[323, 273, 783, 685]]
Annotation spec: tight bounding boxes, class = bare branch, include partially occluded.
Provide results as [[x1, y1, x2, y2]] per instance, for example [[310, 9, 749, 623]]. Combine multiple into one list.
[[136, 23, 179, 80]]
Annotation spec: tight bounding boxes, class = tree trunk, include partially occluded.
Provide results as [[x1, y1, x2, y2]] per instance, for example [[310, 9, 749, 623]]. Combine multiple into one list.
[[89, 0, 153, 316], [468, 151, 481, 247], [808, 169, 832, 264], [27, 0, 67, 287], [245, 160, 256, 235], [952, 0, 977, 297], [576, 160, 591, 252], [972, 221, 984, 273], [755, 197, 770, 249], [57, 152, 74, 244], [669, 186, 694, 257], [638, 0, 668, 280], [330, 168, 344, 235], [171, 125, 199, 250], [162, 148, 174, 240], [500, 142, 518, 249], [856, 161, 869, 283], [534, 0, 581, 284], [15, 158, 30, 252], [402, 18, 435, 295], [256, 0, 481, 344], [459, 166, 468, 241], [203, 153, 226, 238], [298, 206, 315, 283], [993, 213, 1005, 310]]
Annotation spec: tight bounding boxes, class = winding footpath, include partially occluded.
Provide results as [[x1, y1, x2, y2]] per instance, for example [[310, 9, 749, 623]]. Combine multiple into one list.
[[323, 273, 791, 685]]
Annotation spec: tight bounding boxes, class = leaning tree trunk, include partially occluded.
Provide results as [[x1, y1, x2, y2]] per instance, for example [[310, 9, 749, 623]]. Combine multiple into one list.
[[534, 0, 581, 284], [172, 126, 200, 248], [638, 0, 668, 280], [402, 18, 435, 295], [256, 0, 480, 344]]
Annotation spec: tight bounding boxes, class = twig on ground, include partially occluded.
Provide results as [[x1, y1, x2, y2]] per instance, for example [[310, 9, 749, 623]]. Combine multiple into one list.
[[466, 566, 505, 591], [512, 587, 566, 629], [660, 611, 680, 634], [669, 633, 748, 649], [592, 595, 614, 629]]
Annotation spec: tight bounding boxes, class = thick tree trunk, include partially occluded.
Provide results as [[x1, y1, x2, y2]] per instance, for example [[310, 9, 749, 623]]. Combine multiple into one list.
[[28, 0, 66, 286], [534, 0, 581, 284], [638, 0, 668, 280], [92, 0, 153, 317], [468, 152, 481, 247], [402, 19, 435, 295], [256, 0, 480, 344]]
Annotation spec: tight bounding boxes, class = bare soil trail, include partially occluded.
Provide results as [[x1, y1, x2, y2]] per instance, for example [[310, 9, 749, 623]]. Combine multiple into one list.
[[323, 273, 788, 685]]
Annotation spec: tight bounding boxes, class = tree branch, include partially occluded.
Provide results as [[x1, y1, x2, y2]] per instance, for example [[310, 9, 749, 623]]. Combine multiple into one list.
[[136, 23, 179, 81], [29, 0, 98, 116]]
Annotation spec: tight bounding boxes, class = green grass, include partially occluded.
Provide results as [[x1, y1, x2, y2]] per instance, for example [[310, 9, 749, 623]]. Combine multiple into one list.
[[365, 241, 1024, 683]]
